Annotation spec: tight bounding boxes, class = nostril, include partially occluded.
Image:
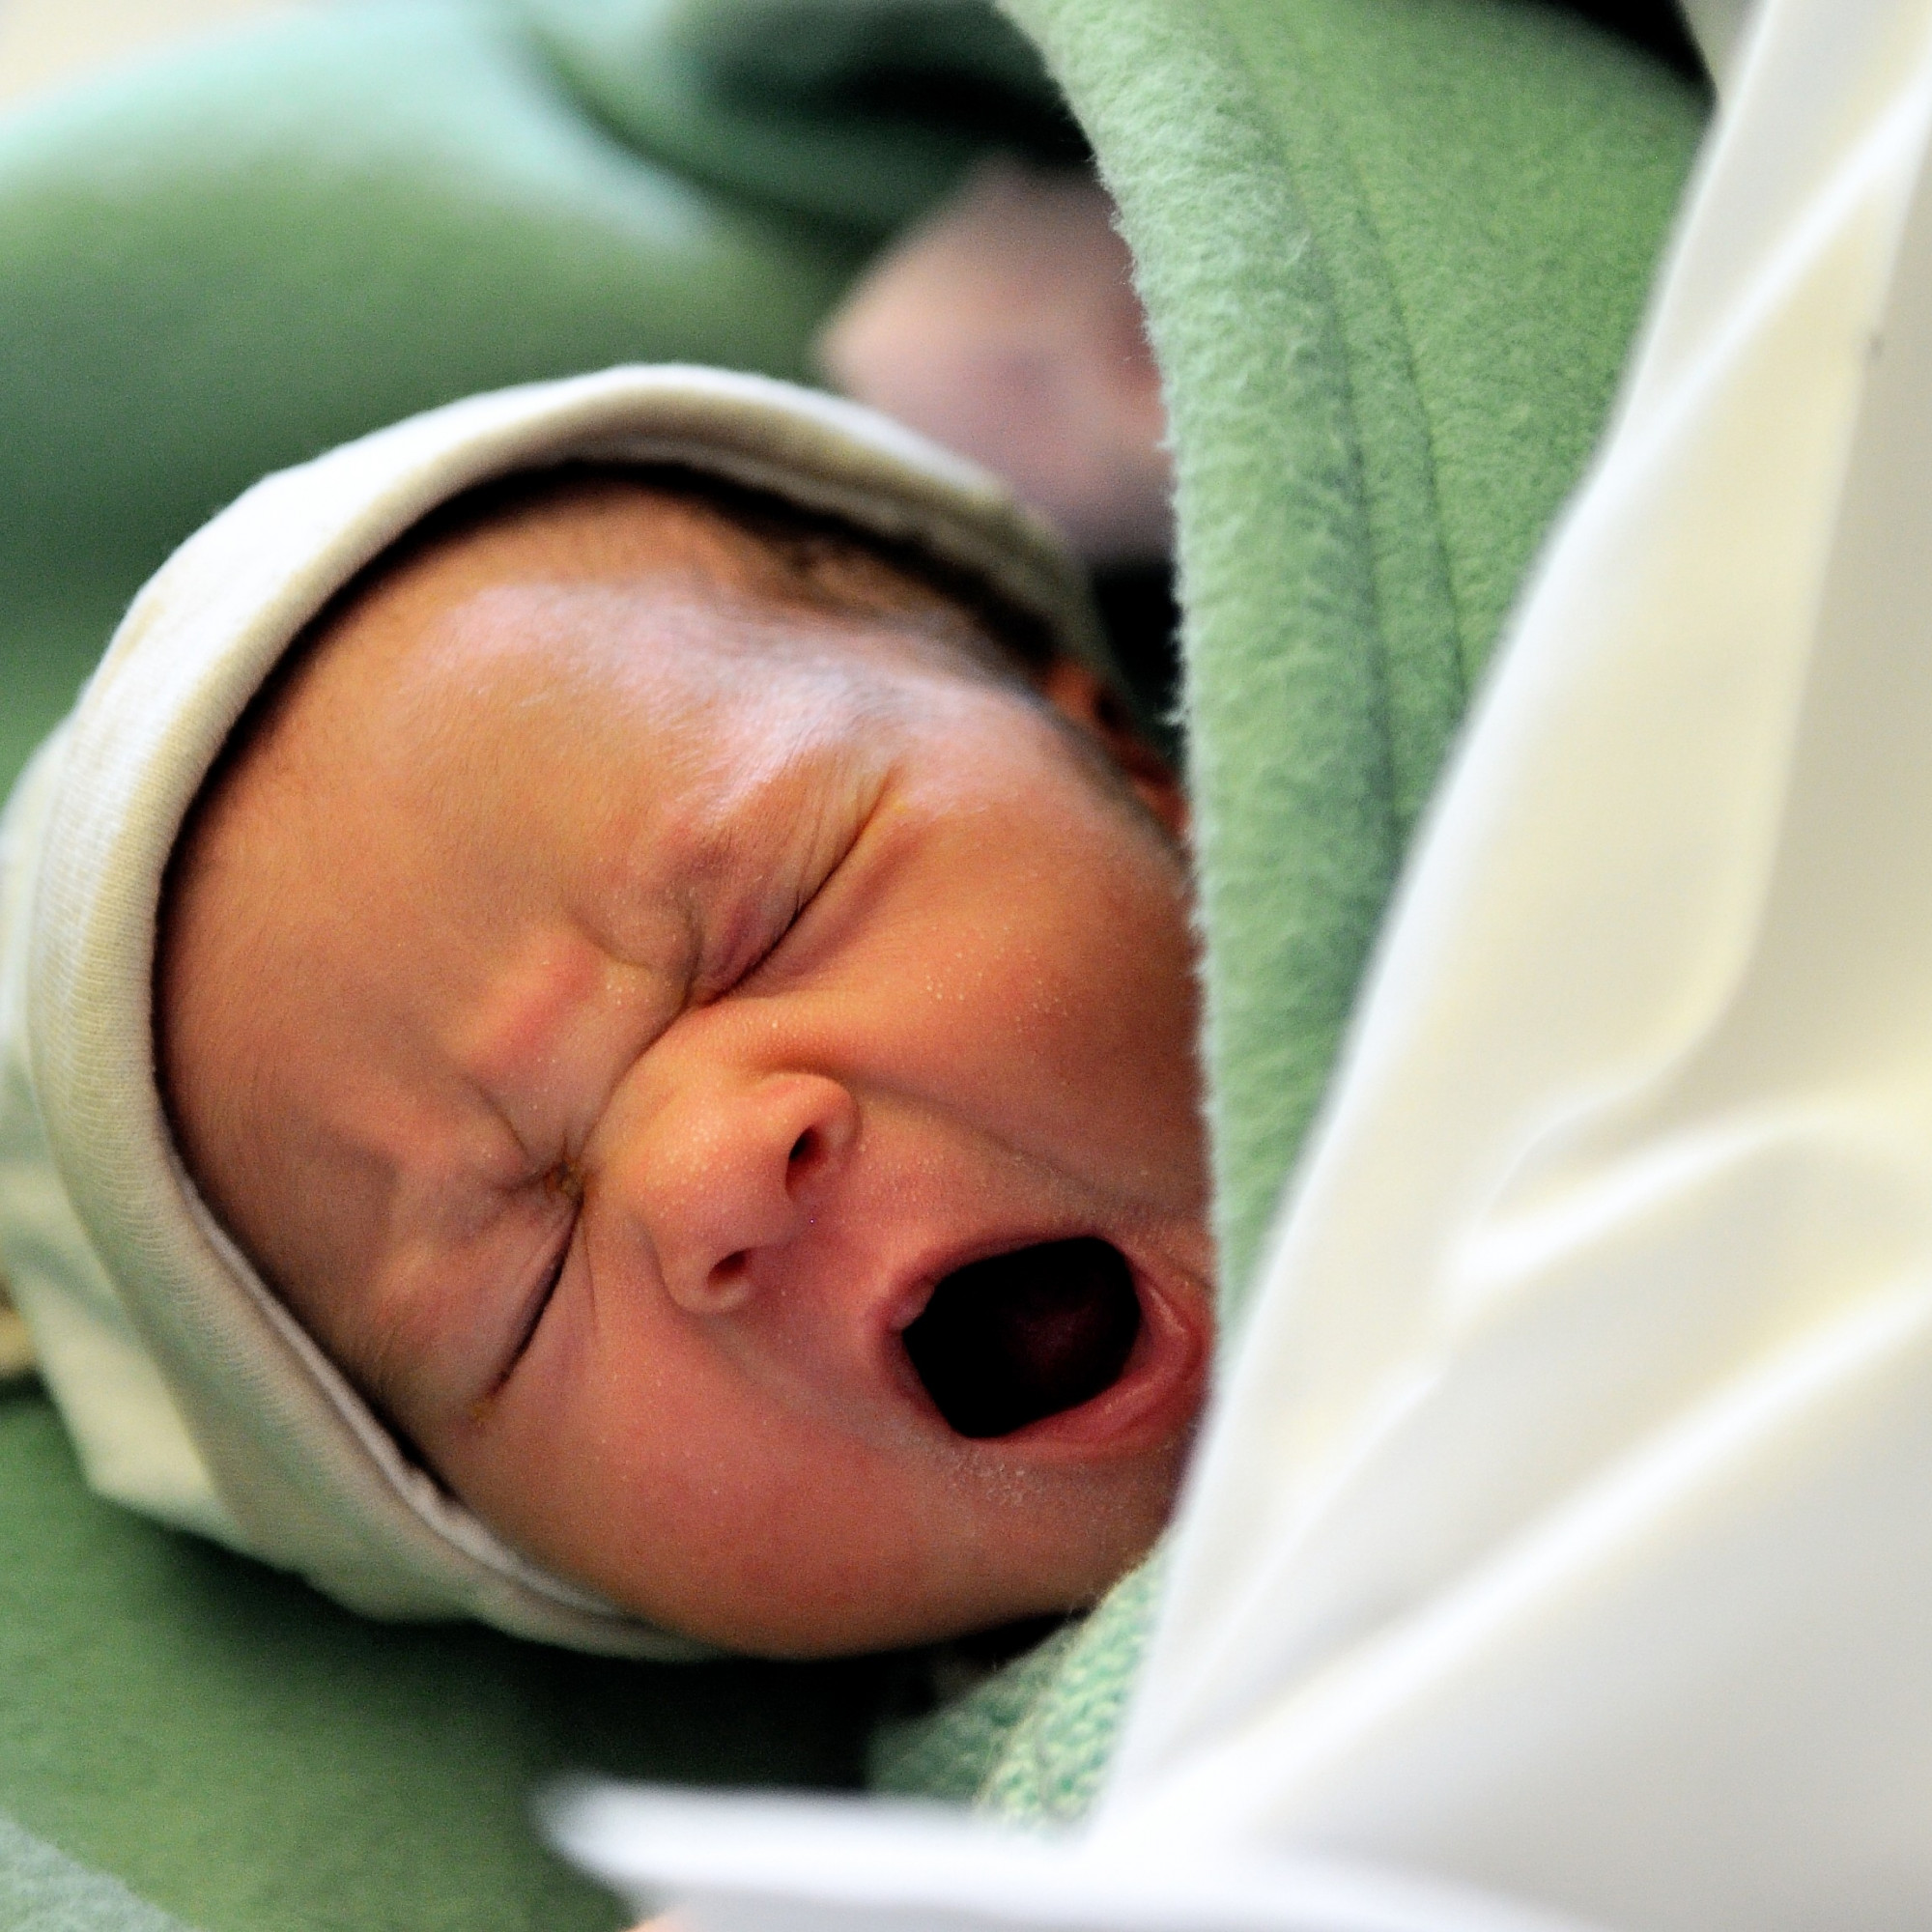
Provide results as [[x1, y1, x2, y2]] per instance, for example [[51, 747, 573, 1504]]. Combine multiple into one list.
[[705, 1250, 752, 1303], [788, 1128, 817, 1168]]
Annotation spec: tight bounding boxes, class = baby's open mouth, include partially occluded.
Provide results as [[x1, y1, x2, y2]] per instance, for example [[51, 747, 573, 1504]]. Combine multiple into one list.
[[902, 1236, 1142, 1437]]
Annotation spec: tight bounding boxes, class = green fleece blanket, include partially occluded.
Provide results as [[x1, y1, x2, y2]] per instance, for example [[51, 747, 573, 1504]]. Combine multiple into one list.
[[0, 2, 1703, 1923], [873, 0, 1705, 1816]]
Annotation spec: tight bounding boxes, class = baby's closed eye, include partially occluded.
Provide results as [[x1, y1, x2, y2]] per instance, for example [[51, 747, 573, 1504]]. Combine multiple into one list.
[[693, 759, 891, 1005], [466, 1160, 586, 1410]]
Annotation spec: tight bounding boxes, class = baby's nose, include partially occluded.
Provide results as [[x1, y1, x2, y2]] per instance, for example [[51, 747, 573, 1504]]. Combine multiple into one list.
[[628, 1072, 858, 1314]]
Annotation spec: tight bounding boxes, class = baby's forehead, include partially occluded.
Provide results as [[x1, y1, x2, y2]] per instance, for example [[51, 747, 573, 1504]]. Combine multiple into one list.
[[174, 469, 1055, 951], [174, 467, 1034, 867], [291, 472, 1025, 780], [323, 464, 1047, 691]]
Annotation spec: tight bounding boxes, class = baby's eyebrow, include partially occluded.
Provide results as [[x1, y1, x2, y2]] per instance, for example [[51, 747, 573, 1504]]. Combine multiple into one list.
[[447, 930, 626, 1109], [439, 921, 687, 1177]]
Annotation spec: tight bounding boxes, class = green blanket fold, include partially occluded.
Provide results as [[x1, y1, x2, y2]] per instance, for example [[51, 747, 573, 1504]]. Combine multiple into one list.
[[1024, 0, 1706, 1321], [0, 0, 1705, 1918], [898, 0, 1706, 1821], [523, 0, 1080, 232]]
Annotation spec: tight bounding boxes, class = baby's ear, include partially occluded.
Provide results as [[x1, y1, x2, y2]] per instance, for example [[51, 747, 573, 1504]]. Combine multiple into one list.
[[1037, 659, 1188, 840]]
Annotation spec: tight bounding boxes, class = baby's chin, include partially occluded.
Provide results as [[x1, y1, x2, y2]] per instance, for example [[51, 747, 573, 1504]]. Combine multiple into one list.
[[636, 1450, 1190, 1662]]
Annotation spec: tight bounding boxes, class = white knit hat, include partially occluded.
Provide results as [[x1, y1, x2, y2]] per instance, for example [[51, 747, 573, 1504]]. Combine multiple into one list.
[[0, 365, 1101, 1655]]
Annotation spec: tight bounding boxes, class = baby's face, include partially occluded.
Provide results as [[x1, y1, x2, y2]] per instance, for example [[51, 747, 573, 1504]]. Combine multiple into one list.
[[158, 478, 1211, 1655]]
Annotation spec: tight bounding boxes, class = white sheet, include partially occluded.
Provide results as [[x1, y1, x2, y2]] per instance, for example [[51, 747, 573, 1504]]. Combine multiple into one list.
[[550, 1788, 1606, 1932], [556, 1, 1932, 1924], [1104, 0, 1932, 1922]]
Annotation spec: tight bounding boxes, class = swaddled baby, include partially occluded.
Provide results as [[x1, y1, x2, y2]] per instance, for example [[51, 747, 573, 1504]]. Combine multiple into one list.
[[0, 365, 1210, 1660]]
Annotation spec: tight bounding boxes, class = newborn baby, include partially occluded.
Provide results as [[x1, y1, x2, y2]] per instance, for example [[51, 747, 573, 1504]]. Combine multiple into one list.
[[0, 367, 1209, 1660]]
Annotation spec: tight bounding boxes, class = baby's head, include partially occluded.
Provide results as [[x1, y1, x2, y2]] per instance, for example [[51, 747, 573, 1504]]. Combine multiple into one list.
[[3, 371, 1208, 1660], [157, 463, 1209, 1653]]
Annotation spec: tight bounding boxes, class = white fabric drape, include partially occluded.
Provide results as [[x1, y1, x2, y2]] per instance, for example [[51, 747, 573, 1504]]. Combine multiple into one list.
[[1100, 0, 1932, 1923], [560, 3, 1932, 1925]]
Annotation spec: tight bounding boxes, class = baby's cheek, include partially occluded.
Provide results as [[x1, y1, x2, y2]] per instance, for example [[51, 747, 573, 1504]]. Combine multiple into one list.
[[972, 838, 1196, 1130]]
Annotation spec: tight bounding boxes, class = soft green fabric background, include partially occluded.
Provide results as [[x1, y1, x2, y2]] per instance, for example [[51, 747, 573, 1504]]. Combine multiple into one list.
[[0, 0, 1705, 1919], [0, 9, 904, 1929], [0, 0, 865, 789], [523, 0, 1081, 232], [0, 1808, 191, 1932], [0, 1386, 888, 1932]]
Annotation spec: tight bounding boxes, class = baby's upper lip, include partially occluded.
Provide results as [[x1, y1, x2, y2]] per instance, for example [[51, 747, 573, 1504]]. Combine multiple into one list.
[[879, 1228, 1059, 1336], [875, 1223, 1210, 1456]]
